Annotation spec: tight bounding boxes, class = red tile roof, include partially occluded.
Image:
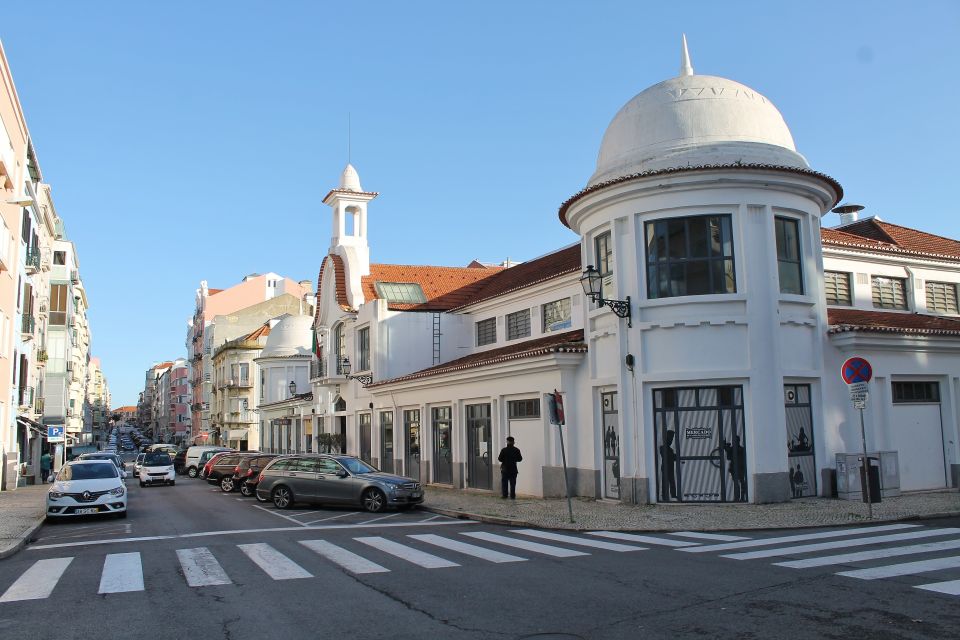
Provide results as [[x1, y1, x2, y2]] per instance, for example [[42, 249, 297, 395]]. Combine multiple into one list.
[[331, 254, 351, 311], [370, 329, 587, 386], [245, 322, 272, 340], [208, 289, 223, 295], [361, 263, 502, 311], [824, 218, 960, 262], [828, 308, 960, 337]]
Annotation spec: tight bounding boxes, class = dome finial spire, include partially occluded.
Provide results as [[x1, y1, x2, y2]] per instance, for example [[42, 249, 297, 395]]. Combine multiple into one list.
[[679, 33, 694, 77]]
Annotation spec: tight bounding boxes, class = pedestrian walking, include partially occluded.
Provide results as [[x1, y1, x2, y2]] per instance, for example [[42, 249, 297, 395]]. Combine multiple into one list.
[[40, 450, 52, 482], [497, 436, 522, 499]]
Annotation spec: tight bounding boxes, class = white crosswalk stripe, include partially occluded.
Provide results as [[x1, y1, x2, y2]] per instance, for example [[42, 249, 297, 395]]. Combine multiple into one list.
[[837, 555, 960, 580], [680, 523, 919, 553], [513, 529, 644, 552], [237, 543, 313, 580], [408, 534, 527, 563], [0, 558, 73, 602], [299, 539, 389, 574], [461, 531, 588, 557], [916, 579, 960, 596], [176, 547, 232, 587], [669, 531, 749, 542], [355, 536, 460, 568], [99, 552, 144, 594], [722, 528, 960, 561], [589, 531, 695, 547], [774, 538, 960, 569]]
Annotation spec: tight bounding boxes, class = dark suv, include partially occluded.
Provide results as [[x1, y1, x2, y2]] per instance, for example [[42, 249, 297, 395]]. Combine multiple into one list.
[[224, 454, 280, 496], [207, 452, 259, 489]]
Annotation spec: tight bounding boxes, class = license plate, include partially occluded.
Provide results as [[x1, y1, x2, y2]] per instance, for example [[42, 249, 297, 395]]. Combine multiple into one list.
[[75, 507, 99, 514]]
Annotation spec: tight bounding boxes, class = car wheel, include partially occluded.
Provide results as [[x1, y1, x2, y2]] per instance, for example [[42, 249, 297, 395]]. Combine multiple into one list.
[[240, 484, 253, 497], [220, 478, 234, 492], [187, 466, 198, 478], [271, 486, 294, 509], [362, 488, 387, 513]]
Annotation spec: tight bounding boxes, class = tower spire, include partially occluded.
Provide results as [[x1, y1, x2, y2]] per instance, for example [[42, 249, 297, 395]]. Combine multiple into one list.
[[679, 33, 694, 77]]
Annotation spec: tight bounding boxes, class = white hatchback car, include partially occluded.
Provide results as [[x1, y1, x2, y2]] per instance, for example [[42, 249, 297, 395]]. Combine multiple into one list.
[[47, 460, 127, 519], [139, 452, 175, 487]]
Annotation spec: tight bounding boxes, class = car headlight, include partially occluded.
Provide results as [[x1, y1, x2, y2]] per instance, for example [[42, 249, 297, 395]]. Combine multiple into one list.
[[384, 482, 400, 491], [110, 486, 125, 497], [49, 491, 63, 499]]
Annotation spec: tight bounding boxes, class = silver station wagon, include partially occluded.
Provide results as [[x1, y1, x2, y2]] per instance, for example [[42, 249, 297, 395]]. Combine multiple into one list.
[[255, 454, 423, 513]]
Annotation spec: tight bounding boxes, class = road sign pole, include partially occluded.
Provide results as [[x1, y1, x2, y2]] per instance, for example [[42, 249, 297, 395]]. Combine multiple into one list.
[[858, 407, 873, 520], [556, 424, 575, 524]]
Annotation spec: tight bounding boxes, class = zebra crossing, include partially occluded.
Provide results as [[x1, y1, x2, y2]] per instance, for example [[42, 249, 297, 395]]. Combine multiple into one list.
[[3, 523, 960, 602], [682, 522, 960, 597]]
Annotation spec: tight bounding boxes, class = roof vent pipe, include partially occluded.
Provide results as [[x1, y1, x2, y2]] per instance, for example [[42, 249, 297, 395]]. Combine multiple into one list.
[[832, 202, 865, 227]]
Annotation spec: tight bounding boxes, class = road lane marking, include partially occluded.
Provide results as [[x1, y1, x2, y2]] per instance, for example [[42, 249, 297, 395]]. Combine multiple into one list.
[[176, 547, 232, 587], [0, 558, 73, 602], [355, 536, 459, 568], [915, 579, 960, 596], [300, 539, 390, 574], [670, 531, 748, 542], [237, 543, 313, 580], [28, 520, 479, 550], [357, 513, 401, 526], [774, 538, 960, 569], [409, 534, 527, 563], [588, 531, 694, 547], [461, 532, 588, 558], [723, 528, 960, 560], [837, 555, 960, 580], [252, 504, 310, 526], [681, 524, 920, 553], [513, 529, 644, 552], [302, 512, 361, 525], [98, 552, 144, 594]]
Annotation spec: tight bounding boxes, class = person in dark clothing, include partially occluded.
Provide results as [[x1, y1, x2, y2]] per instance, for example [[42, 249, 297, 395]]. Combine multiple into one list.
[[659, 430, 678, 501], [497, 436, 522, 499]]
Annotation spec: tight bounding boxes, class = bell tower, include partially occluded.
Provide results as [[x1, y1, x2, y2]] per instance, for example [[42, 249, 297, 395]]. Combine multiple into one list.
[[323, 163, 378, 305]]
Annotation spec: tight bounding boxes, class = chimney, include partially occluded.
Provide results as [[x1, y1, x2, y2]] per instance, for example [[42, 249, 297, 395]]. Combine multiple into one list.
[[832, 203, 865, 227]]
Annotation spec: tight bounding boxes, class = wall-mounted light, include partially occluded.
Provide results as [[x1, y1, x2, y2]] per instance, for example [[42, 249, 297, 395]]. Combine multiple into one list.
[[580, 265, 632, 327], [288, 380, 297, 397], [340, 357, 373, 386]]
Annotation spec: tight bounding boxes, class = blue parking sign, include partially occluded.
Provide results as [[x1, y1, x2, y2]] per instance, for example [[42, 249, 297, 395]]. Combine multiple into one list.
[[47, 426, 65, 442]]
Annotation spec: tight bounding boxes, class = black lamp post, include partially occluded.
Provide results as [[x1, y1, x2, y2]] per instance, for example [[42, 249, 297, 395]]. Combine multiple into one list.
[[580, 265, 632, 327], [288, 380, 297, 397], [341, 357, 373, 386]]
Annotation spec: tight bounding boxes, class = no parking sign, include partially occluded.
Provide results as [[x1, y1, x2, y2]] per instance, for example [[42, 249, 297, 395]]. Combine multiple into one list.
[[841, 356, 872, 409]]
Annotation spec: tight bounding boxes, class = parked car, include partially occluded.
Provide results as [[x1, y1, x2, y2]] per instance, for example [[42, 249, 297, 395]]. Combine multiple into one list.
[[183, 446, 232, 478], [139, 452, 176, 487], [77, 452, 127, 478], [172, 449, 187, 475], [199, 451, 233, 480], [255, 454, 423, 513], [133, 453, 146, 476], [47, 460, 127, 519], [207, 452, 259, 487], [224, 454, 278, 495]]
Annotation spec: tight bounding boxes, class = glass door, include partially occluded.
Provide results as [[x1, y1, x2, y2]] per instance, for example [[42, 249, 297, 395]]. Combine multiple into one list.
[[432, 406, 452, 484], [359, 413, 372, 463], [601, 392, 621, 499], [466, 404, 491, 490], [380, 411, 394, 473], [785, 384, 816, 498], [404, 409, 421, 481]]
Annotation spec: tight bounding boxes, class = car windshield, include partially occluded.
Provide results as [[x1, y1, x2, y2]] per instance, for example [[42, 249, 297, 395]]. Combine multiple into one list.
[[340, 458, 377, 474], [59, 463, 118, 480], [144, 454, 171, 465]]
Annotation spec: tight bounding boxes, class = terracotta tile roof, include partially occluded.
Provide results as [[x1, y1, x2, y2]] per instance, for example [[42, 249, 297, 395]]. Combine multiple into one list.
[[370, 329, 587, 386], [155, 361, 173, 370], [828, 308, 960, 337], [208, 289, 223, 295], [245, 322, 272, 340], [313, 258, 328, 326], [559, 163, 843, 227], [360, 263, 503, 311], [824, 218, 960, 262], [449, 245, 582, 311], [331, 254, 351, 311]]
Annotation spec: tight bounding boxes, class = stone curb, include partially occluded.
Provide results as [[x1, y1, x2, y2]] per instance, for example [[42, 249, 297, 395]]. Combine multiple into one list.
[[0, 517, 44, 561]]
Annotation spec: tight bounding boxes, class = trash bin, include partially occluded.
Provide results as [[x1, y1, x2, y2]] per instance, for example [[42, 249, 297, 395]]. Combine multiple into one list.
[[859, 456, 881, 504]]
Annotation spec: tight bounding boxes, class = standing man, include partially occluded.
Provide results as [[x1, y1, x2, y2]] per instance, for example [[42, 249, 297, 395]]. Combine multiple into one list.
[[498, 436, 522, 499], [40, 450, 52, 482]]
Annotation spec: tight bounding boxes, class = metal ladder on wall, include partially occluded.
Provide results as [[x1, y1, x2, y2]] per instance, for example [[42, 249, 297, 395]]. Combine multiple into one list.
[[432, 313, 441, 365]]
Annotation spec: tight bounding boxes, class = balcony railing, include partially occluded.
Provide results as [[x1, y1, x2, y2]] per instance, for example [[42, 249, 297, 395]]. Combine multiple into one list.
[[37, 349, 48, 363], [18, 386, 33, 409], [310, 358, 327, 380], [21, 315, 35, 335], [25, 247, 40, 272], [34, 397, 44, 414]]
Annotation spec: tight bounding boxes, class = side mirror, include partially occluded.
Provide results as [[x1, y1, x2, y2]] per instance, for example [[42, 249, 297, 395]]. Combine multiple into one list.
[[337, 469, 348, 478]]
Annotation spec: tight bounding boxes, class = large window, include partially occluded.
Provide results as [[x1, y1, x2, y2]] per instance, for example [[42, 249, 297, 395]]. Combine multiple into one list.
[[645, 215, 736, 299], [542, 298, 571, 332], [925, 281, 959, 314], [594, 232, 613, 299], [50, 284, 67, 326], [775, 217, 803, 294], [506, 309, 530, 340], [357, 327, 370, 371], [871, 276, 907, 310], [892, 381, 940, 403], [476, 318, 496, 346], [333, 323, 345, 373], [824, 271, 852, 305]]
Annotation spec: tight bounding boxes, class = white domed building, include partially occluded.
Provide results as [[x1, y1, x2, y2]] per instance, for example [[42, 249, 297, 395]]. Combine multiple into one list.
[[308, 39, 959, 505]]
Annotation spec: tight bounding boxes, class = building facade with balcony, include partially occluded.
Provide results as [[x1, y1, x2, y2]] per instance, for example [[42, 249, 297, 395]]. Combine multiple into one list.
[[85, 357, 110, 447], [307, 43, 959, 504], [211, 322, 271, 450]]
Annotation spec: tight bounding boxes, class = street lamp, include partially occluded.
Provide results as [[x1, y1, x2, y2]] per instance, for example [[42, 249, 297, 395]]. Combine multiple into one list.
[[288, 380, 297, 397], [580, 265, 632, 327], [340, 357, 373, 386]]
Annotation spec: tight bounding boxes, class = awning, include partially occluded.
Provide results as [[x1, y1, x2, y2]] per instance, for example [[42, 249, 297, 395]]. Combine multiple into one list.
[[227, 429, 248, 441], [17, 416, 45, 437]]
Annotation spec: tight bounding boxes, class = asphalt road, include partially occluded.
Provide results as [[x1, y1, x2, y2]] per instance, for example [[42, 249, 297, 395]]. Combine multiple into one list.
[[0, 466, 958, 640]]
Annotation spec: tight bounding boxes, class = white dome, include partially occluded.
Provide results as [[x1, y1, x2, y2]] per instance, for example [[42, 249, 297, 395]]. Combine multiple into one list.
[[260, 315, 313, 358], [339, 163, 362, 191], [589, 63, 807, 187]]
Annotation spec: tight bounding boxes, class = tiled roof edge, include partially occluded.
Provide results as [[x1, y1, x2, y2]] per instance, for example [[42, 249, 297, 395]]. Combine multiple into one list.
[[822, 237, 960, 263]]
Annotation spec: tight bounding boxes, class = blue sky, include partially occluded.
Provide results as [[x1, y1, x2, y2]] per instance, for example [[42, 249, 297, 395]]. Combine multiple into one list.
[[2, 1, 958, 405]]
